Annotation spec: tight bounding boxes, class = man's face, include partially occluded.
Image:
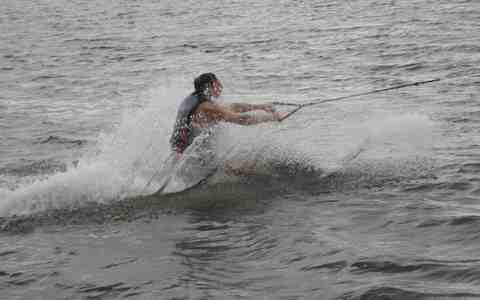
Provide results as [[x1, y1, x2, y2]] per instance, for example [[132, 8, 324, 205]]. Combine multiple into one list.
[[211, 80, 223, 98]]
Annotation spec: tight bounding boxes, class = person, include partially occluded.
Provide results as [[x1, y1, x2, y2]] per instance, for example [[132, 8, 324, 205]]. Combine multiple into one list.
[[154, 73, 285, 193], [169, 72, 285, 155]]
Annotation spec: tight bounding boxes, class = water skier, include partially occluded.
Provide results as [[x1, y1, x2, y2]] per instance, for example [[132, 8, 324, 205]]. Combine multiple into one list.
[[154, 73, 285, 191], [170, 72, 285, 156]]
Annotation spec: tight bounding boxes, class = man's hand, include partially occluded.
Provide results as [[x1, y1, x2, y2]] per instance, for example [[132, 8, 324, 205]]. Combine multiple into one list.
[[272, 111, 289, 121], [260, 103, 276, 113], [259, 104, 290, 122]]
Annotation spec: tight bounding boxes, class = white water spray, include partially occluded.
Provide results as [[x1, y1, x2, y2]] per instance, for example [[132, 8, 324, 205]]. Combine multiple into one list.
[[0, 85, 183, 216], [0, 84, 439, 217]]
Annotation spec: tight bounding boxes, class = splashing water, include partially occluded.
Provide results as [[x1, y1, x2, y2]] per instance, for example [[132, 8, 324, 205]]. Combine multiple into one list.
[[0, 84, 438, 217], [341, 112, 438, 180], [0, 84, 182, 216]]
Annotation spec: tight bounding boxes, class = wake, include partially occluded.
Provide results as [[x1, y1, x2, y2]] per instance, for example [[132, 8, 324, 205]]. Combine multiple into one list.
[[0, 82, 438, 217]]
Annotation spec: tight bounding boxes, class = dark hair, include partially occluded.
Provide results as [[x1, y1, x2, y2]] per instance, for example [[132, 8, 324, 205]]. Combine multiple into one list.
[[193, 73, 218, 97]]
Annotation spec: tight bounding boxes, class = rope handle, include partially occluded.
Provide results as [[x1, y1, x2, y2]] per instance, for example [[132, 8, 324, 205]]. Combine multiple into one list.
[[274, 78, 441, 122]]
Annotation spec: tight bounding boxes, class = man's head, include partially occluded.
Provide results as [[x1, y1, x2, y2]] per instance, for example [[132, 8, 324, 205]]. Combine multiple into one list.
[[194, 73, 223, 99]]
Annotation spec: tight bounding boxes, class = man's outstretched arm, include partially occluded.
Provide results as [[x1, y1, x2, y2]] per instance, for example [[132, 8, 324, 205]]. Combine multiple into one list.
[[228, 102, 275, 113], [200, 102, 281, 125]]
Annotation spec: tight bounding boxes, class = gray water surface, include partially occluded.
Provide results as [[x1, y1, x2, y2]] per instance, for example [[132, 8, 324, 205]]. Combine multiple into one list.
[[1, 0, 480, 299]]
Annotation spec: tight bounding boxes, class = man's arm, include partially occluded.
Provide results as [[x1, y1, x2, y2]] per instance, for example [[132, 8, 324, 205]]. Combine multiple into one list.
[[199, 102, 280, 125], [228, 103, 275, 113]]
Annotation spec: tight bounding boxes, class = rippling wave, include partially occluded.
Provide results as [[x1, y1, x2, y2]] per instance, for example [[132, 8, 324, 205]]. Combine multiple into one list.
[[1, 0, 479, 299]]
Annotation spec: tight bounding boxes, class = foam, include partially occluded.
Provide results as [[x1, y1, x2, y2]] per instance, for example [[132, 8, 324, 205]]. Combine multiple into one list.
[[0, 85, 182, 217], [0, 87, 439, 217]]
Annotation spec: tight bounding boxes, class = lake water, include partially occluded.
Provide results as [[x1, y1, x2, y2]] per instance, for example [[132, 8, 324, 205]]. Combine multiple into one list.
[[1, 0, 480, 299]]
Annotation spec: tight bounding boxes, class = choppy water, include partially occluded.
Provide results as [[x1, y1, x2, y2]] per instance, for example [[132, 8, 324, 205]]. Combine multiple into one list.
[[1, 0, 480, 299]]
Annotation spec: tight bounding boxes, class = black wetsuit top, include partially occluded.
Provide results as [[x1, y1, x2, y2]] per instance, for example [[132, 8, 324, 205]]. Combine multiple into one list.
[[170, 93, 208, 153]]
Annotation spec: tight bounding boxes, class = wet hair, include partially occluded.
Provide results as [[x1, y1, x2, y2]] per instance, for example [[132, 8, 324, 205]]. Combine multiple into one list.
[[193, 73, 218, 98]]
